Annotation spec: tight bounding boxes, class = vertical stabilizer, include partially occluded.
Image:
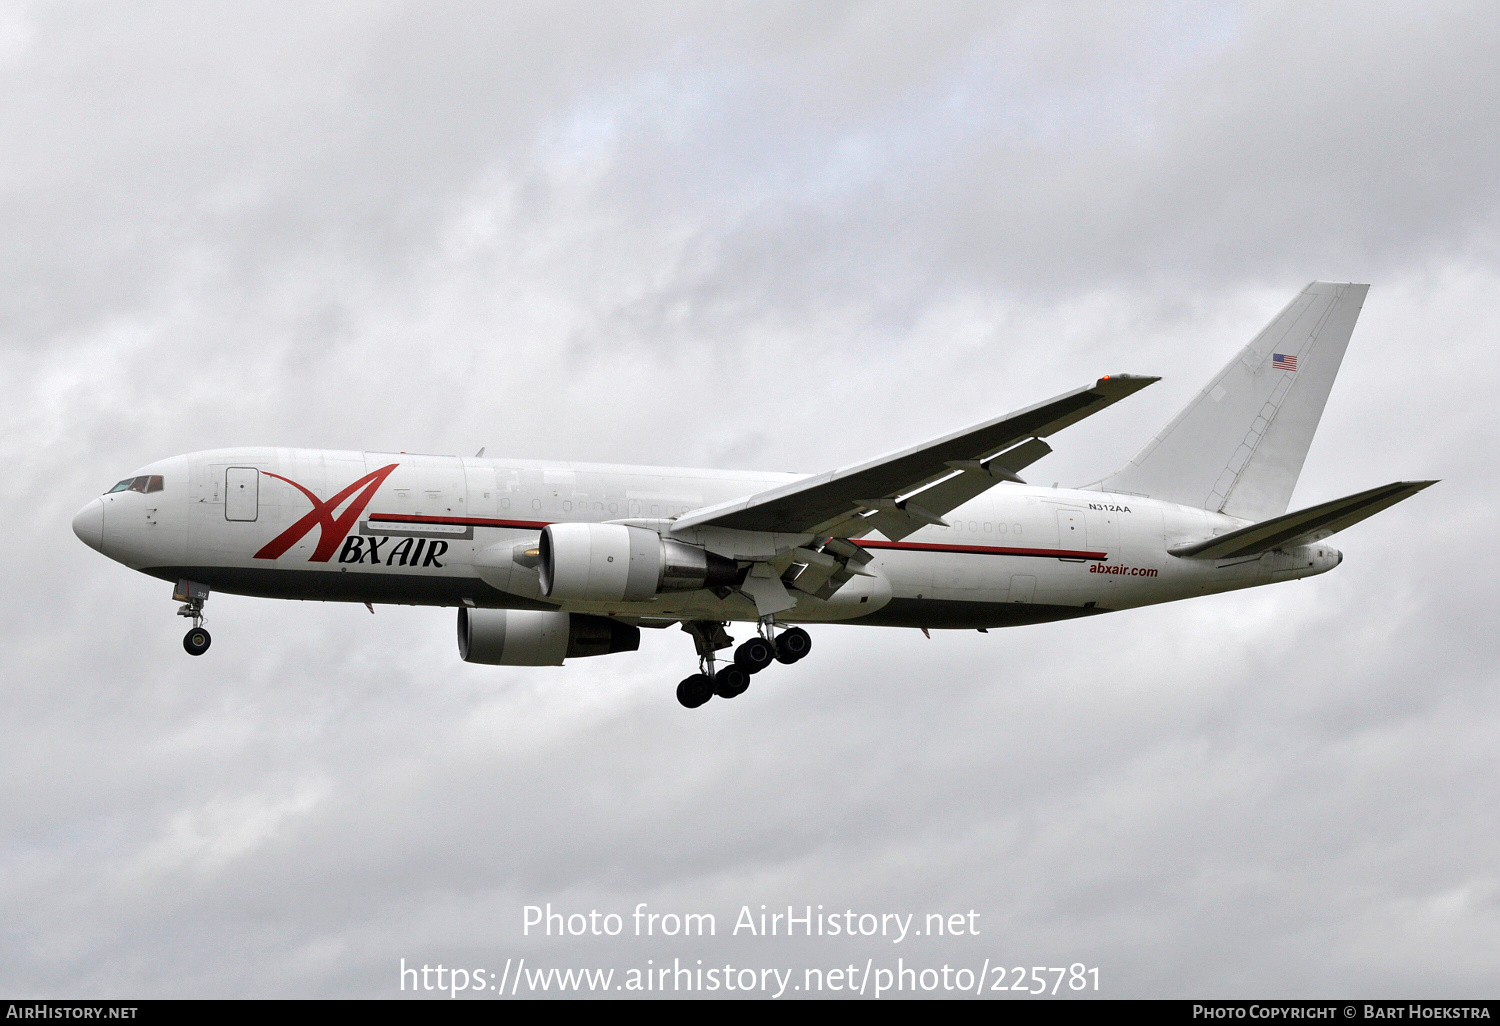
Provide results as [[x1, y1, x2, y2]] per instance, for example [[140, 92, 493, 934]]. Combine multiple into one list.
[[1101, 281, 1367, 521]]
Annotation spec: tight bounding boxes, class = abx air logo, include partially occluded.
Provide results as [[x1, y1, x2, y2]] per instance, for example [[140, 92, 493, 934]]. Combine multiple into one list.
[[254, 464, 399, 562]]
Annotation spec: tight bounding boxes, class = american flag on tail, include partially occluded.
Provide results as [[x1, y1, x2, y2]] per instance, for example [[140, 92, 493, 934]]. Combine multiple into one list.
[[1272, 353, 1298, 371]]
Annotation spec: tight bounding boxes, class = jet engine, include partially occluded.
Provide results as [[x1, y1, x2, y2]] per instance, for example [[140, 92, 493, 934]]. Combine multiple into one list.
[[537, 523, 741, 602], [457, 608, 639, 666]]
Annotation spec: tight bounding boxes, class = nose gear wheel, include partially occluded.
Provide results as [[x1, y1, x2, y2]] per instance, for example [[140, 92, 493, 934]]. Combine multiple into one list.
[[183, 627, 212, 656]]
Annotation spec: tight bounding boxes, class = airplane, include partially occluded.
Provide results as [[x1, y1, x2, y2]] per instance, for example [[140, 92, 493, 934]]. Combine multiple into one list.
[[73, 281, 1433, 708]]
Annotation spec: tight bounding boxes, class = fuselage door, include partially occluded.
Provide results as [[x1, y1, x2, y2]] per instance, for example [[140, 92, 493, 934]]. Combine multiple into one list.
[[1084, 506, 1119, 560], [1056, 509, 1086, 560], [225, 467, 259, 522]]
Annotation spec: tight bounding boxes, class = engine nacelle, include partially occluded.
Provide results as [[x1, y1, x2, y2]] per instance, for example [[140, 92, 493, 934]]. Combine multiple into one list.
[[538, 523, 740, 602], [456, 608, 640, 665]]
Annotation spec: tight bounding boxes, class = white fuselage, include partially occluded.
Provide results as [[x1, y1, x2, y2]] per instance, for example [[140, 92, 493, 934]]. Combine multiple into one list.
[[73, 447, 1342, 630]]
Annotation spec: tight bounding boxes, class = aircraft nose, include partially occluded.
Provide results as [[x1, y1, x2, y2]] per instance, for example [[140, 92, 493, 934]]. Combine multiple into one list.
[[73, 498, 104, 552]]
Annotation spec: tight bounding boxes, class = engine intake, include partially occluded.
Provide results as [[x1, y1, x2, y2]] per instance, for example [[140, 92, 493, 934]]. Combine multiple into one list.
[[457, 608, 640, 665], [537, 523, 741, 602]]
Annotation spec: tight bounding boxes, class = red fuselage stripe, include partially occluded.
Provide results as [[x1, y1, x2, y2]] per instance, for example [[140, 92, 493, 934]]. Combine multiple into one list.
[[855, 539, 1108, 560], [368, 514, 551, 530]]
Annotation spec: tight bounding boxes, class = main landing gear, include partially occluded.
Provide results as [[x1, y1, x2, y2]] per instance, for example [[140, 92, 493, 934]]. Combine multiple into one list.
[[174, 579, 212, 656], [675, 620, 812, 709]]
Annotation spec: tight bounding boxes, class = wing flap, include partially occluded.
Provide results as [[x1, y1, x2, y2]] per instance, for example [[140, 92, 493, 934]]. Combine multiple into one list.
[[857, 437, 1055, 542], [1168, 480, 1436, 560], [673, 375, 1156, 538]]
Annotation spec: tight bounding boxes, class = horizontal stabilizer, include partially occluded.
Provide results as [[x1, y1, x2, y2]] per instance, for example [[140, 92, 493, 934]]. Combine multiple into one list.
[[1169, 480, 1436, 560]]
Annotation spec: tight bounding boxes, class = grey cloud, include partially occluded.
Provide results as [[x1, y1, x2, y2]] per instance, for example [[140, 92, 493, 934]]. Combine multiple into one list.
[[2, 0, 1495, 998]]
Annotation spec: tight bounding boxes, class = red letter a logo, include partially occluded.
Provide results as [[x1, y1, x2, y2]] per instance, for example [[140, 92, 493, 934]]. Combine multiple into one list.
[[254, 463, 400, 562]]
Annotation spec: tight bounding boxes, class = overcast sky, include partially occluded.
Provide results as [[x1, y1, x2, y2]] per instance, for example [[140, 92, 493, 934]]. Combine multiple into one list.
[[3, 0, 1497, 999]]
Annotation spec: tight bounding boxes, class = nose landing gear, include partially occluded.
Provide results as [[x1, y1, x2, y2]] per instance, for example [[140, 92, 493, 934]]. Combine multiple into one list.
[[183, 626, 212, 656], [174, 579, 212, 656]]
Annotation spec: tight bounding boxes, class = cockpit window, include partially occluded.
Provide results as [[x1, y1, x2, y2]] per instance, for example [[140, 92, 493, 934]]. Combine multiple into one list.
[[105, 475, 164, 495]]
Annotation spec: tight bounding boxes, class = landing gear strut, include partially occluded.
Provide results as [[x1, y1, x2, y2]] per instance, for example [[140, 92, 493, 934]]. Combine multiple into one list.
[[676, 618, 811, 708], [174, 579, 212, 656], [678, 621, 743, 708]]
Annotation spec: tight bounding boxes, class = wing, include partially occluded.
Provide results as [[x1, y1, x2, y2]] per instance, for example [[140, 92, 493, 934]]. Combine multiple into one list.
[[1168, 480, 1437, 560], [672, 375, 1159, 540]]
